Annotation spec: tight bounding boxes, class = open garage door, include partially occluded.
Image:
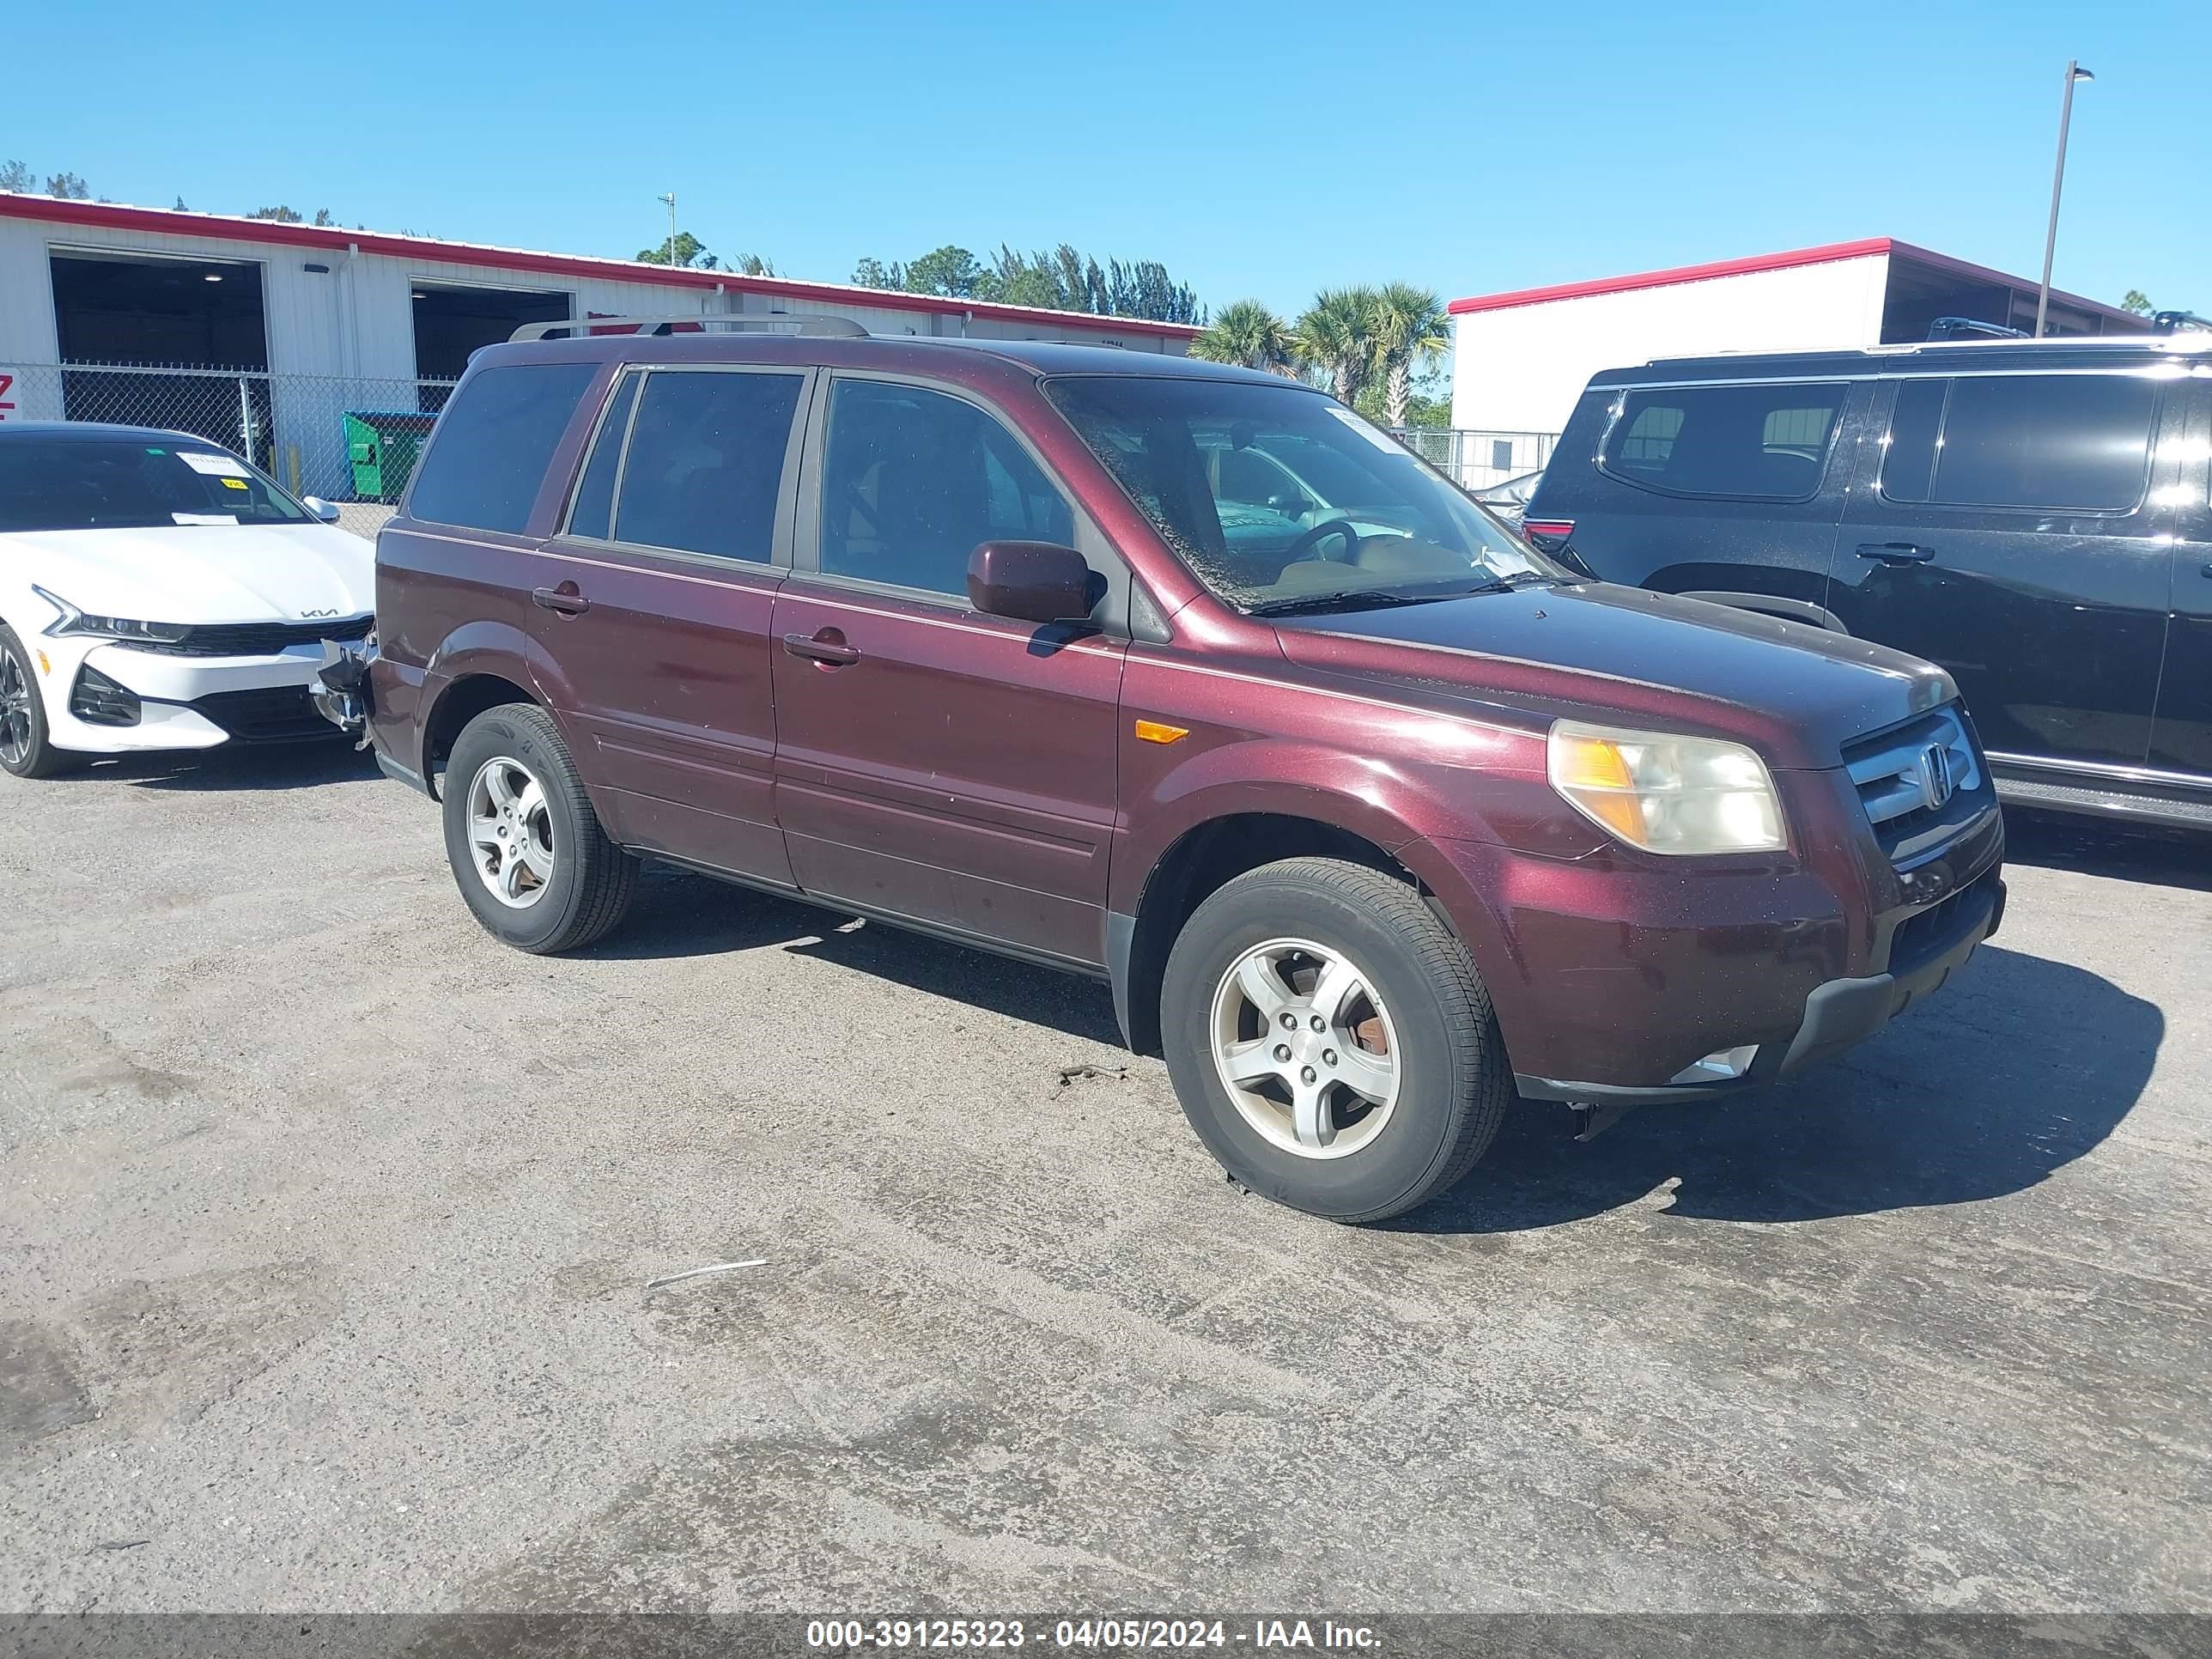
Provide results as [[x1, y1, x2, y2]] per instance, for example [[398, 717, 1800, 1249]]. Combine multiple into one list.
[[411, 283, 571, 407], [49, 249, 276, 462]]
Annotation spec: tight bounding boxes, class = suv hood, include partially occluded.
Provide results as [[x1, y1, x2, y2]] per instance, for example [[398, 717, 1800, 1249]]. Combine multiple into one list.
[[3, 523, 374, 624], [1273, 580, 1955, 769]]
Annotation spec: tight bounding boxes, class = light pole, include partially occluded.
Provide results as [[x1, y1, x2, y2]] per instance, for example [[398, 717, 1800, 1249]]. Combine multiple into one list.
[[2033, 61, 2094, 338], [657, 191, 678, 266]]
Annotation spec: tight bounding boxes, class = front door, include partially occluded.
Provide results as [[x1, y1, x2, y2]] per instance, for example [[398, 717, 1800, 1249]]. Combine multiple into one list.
[[528, 362, 811, 882], [769, 375, 1126, 967], [1827, 371, 2178, 771]]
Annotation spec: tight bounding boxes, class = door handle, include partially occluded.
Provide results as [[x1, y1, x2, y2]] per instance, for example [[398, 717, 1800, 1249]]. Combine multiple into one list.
[[1856, 542, 1935, 566], [782, 630, 860, 666], [532, 583, 589, 616]]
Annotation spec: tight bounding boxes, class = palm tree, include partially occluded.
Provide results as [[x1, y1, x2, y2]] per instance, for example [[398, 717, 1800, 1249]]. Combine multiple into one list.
[[1189, 299, 1296, 375], [1292, 287, 1380, 406], [1369, 283, 1451, 429]]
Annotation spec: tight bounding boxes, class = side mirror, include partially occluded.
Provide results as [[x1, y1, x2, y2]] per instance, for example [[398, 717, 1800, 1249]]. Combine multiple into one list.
[[967, 541, 1097, 626], [301, 495, 343, 524]]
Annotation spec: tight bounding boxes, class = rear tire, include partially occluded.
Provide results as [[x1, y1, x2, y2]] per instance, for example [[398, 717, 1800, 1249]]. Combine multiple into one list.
[[441, 702, 637, 953], [1161, 856, 1510, 1224], [0, 625, 78, 781]]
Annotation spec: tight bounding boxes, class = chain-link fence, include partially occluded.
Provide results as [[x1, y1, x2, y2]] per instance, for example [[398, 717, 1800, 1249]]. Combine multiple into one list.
[[1, 361, 457, 540], [1389, 428, 1558, 492]]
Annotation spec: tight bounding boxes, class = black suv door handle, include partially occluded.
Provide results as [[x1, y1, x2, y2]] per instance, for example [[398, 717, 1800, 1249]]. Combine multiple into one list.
[[782, 630, 860, 666], [532, 583, 589, 616], [1856, 542, 1935, 566]]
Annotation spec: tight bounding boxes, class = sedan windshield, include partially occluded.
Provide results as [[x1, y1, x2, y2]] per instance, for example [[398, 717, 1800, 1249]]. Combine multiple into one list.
[[1044, 375, 1557, 612], [0, 438, 312, 533]]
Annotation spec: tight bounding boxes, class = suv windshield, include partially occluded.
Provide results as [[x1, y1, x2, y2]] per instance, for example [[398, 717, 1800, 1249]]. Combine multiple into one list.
[[1044, 375, 1553, 612], [0, 438, 312, 533]]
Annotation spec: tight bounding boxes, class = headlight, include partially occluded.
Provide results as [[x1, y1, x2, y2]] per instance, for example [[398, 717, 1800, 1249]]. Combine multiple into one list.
[[31, 586, 189, 645], [1547, 719, 1786, 855]]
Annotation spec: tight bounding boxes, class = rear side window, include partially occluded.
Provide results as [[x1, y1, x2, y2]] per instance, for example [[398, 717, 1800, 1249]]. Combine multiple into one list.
[[407, 362, 598, 533], [611, 369, 805, 562], [1881, 374, 2157, 512], [564, 370, 641, 540], [1600, 383, 1845, 501], [817, 380, 1074, 598]]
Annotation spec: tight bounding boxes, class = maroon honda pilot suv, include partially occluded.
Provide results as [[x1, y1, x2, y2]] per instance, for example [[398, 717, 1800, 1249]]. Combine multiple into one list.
[[326, 316, 2005, 1223]]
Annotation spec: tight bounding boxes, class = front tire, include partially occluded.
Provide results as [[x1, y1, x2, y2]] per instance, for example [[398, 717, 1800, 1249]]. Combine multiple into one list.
[[1161, 857, 1510, 1223], [441, 702, 637, 953], [0, 625, 77, 781]]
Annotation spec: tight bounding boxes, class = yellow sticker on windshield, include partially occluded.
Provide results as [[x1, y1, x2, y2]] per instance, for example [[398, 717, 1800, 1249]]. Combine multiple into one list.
[[220, 476, 248, 489]]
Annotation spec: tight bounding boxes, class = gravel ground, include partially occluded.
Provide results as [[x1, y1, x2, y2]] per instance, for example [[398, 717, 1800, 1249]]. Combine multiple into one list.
[[1, 744, 2207, 1615]]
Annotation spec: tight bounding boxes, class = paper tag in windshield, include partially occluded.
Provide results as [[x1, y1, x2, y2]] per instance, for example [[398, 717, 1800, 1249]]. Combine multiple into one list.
[[178, 451, 251, 477], [173, 512, 240, 526], [1324, 404, 1410, 455]]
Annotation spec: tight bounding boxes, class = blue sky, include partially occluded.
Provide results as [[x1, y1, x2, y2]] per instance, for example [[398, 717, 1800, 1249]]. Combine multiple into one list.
[[8, 0, 2206, 320]]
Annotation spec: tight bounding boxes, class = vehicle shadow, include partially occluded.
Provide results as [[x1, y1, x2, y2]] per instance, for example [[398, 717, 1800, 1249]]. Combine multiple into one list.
[[2000, 807, 2211, 892], [71, 741, 380, 793], [580, 862, 1125, 1045], [1401, 942, 2160, 1234]]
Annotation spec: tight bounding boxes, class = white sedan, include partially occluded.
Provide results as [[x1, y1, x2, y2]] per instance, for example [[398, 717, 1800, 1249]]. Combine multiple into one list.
[[0, 422, 375, 778]]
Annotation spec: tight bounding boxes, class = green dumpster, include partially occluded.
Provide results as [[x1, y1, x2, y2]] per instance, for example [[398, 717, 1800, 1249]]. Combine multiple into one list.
[[343, 410, 441, 503]]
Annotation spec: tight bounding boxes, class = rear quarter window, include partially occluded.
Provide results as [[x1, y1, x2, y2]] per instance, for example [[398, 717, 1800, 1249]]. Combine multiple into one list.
[[1599, 382, 1847, 502], [406, 362, 599, 534]]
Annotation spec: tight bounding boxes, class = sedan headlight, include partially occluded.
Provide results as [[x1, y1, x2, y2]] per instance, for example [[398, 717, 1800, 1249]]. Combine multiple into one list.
[[31, 586, 189, 645], [1547, 719, 1786, 855]]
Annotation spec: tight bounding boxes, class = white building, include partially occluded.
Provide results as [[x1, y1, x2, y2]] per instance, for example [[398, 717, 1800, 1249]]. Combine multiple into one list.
[[1449, 236, 2145, 441], [0, 192, 1194, 509]]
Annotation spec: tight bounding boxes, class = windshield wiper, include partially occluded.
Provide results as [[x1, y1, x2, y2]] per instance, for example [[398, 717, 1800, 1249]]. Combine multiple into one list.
[[1247, 589, 1457, 617]]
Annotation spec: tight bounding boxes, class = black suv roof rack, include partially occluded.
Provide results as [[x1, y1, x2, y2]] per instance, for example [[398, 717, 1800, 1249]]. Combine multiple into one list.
[[510, 313, 869, 343], [1927, 315, 2028, 342]]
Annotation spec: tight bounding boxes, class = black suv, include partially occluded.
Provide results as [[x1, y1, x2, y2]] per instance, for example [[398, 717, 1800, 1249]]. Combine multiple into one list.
[[1527, 337, 2212, 830]]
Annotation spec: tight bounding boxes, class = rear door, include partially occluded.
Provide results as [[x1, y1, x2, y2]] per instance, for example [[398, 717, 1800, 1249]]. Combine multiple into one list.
[[1538, 377, 1862, 627], [527, 362, 811, 882], [1828, 369, 2176, 773], [769, 374, 1127, 968]]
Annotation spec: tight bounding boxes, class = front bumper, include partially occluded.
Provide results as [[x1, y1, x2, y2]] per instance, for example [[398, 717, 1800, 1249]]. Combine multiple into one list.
[[1413, 764, 2006, 1106], [1512, 867, 2005, 1105], [35, 638, 343, 752]]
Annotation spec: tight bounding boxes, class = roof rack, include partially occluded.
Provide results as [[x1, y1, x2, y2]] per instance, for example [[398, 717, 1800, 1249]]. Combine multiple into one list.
[[510, 313, 868, 343]]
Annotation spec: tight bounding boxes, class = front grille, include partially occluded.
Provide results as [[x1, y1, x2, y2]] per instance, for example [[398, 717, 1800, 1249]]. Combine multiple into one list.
[[1891, 868, 1999, 975], [141, 615, 373, 658], [188, 685, 339, 744], [1842, 706, 1984, 860]]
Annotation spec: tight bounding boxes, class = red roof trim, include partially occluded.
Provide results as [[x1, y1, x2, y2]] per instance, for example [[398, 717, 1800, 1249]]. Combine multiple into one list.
[[1449, 239, 1895, 314], [0, 192, 1201, 337], [1448, 235, 2138, 326]]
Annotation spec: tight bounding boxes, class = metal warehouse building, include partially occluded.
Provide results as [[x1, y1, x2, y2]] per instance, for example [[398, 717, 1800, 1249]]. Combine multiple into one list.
[[1449, 236, 2146, 443], [0, 193, 1195, 526]]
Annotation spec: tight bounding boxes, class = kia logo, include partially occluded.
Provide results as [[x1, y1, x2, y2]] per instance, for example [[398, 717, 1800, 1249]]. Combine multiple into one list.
[[300, 608, 341, 619], [1916, 744, 1954, 811]]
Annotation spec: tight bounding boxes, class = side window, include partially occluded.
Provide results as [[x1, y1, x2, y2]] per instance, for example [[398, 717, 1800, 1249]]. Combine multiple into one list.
[[1895, 374, 2157, 512], [817, 380, 1075, 598], [1601, 383, 1846, 501], [564, 370, 641, 539], [407, 362, 599, 533], [612, 369, 805, 562], [1881, 378, 1946, 504]]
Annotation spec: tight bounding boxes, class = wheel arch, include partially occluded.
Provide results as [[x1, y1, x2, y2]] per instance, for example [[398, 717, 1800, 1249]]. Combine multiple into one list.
[[1113, 811, 1426, 1057], [420, 672, 543, 799]]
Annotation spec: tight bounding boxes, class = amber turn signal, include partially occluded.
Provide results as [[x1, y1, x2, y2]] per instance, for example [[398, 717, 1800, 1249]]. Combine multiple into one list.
[[1133, 720, 1189, 744]]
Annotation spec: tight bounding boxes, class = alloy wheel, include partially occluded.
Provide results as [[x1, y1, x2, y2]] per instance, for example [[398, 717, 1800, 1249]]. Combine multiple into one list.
[[465, 756, 556, 908], [1209, 936, 1401, 1159], [0, 647, 33, 770]]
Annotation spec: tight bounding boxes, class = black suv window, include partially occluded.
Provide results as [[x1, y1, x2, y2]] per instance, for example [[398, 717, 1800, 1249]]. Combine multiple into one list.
[[1601, 383, 1845, 501], [1881, 374, 2157, 512], [817, 380, 1073, 598], [408, 362, 598, 534], [611, 369, 805, 562]]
